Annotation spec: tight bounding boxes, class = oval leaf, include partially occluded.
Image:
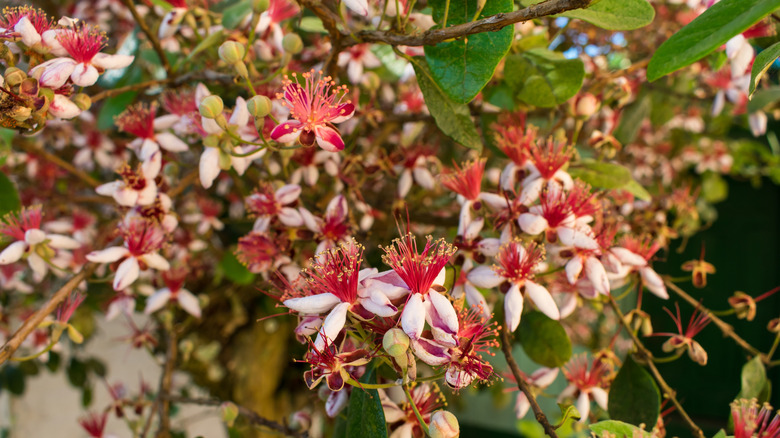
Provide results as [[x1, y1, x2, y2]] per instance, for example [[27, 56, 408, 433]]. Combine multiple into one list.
[[222, 0, 253, 29], [345, 365, 387, 438], [562, 0, 655, 31], [750, 41, 780, 97], [568, 160, 632, 189], [590, 420, 649, 437], [411, 58, 483, 151], [608, 355, 661, 428], [736, 355, 767, 400], [221, 252, 256, 285], [0, 173, 21, 217], [424, 0, 513, 103], [647, 0, 780, 81], [504, 49, 585, 108], [517, 311, 572, 368]]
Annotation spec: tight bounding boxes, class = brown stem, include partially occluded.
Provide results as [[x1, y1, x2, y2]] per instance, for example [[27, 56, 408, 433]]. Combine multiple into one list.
[[15, 140, 101, 188], [155, 328, 178, 438], [168, 169, 200, 198], [0, 265, 95, 366], [608, 296, 705, 438], [664, 279, 768, 363], [499, 325, 559, 438], [164, 395, 308, 437], [90, 78, 173, 102], [121, 0, 172, 75]]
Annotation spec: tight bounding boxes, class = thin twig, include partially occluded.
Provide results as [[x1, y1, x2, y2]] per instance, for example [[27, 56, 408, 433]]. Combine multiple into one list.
[[164, 395, 308, 438], [121, 0, 172, 75], [15, 141, 101, 188], [155, 328, 178, 438], [608, 296, 705, 438], [0, 265, 95, 366], [665, 280, 767, 363], [168, 169, 199, 198], [499, 325, 559, 438], [91, 78, 174, 102]]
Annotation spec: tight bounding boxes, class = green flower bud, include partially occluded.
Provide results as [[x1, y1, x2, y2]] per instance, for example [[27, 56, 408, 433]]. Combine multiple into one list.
[[72, 93, 92, 111], [4, 67, 26, 87], [247, 95, 272, 118], [9, 106, 31, 122], [199, 95, 224, 119], [218, 41, 246, 64], [383, 328, 410, 357], [281, 33, 303, 54], [220, 402, 239, 427], [253, 0, 270, 13], [429, 410, 460, 438]]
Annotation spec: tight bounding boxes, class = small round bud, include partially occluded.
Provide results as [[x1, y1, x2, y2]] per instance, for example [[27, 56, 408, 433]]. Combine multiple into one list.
[[199, 95, 224, 119], [429, 410, 460, 438], [4, 67, 26, 87], [219, 41, 246, 64], [768, 318, 780, 333], [220, 402, 239, 427], [253, 0, 270, 13], [72, 93, 92, 111], [728, 291, 756, 321], [575, 93, 599, 118], [361, 71, 381, 92], [282, 33, 303, 54], [383, 328, 410, 357], [288, 410, 311, 431], [247, 95, 272, 118], [10, 106, 31, 122]]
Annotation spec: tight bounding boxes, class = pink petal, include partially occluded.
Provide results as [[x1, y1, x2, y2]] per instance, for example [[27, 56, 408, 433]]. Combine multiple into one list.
[[114, 257, 140, 291], [270, 120, 303, 143], [401, 293, 425, 340], [525, 280, 559, 320], [314, 302, 350, 350], [314, 125, 345, 152], [70, 63, 100, 87], [284, 293, 341, 314], [330, 102, 356, 123]]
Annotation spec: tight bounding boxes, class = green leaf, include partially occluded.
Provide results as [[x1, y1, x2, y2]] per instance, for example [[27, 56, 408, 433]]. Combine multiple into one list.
[[647, 0, 780, 81], [517, 311, 572, 368], [562, 0, 655, 30], [614, 94, 651, 145], [712, 429, 728, 438], [750, 41, 780, 97], [568, 160, 632, 190], [220, 252, 256, 285], [589, 420, 649, 437], [299, 16, 327, 33], [97, 91, 138, 131], [411, 58, 483, 151], [345, 366, 387, 438], [748, 86, 780, 113], [3, 366, 25, 395], [557, 403, 581, 425], [222, 0, 252, 29], [623, 179, 652, 202], [424, 0, 513, 103], [186, 30, 225, 63], [736, 355, 767, 401], [0, 173, 21, 217], [67, 358, 88, 387], [608, 355, 661, 428], [504, 49, 585, 108], [701, 172, 728, 203]]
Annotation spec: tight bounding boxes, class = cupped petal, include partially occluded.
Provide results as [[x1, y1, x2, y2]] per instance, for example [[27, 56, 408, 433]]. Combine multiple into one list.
[[467, 266, 504, 289], [155, 132, 189, 152], [640, 267, 668, 299], [86, 246, 129, 263], [270, 120, 303, 143], [0, 241, 27, 264], [314, 302, 350, 350], [114, 257, 140, 291], [585, 257, 610, 296], [315, 125, 346, 152], [576, 392, 590, 423], [517, 213, 548, 235], [15, 17, 42, 46], [557, 227, 598, 250], [330, 102, 356, 123], [590, 387, 608, 410], [504, 283, 524, 332], [410, 338, 451, 366], [401, 293, 425, 340], [278, 207, 304, 227], [284, 292, 341, 314], [140, 253, 170, 271], [427, 290, 459, 335], [565, 257, 583, 284], [38, 58, 76, 89], [610, 247, 647, 267], [91, 53, 135, 70], [47, 234, 81, 249], [176, 289, 202, 318], [49, 94, 82, 119], [525, 280, 559, 320], [70, 63, 100, 87], [144, 289, 172, 314], [199, 148, 221, 189], [276, 184, 302, 205]]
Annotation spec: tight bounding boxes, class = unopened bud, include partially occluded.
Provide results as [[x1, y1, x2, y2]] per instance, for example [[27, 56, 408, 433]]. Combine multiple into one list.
[[4, 67, 26, 87], [220, 402, 239, 427], [282, 33, 303, 54], [289, 410, 311, 431], [429, 410, 460, 438], [688, 340, 708, 366], [9, 106, 31, 122], [625, 309, 653, 337], [199, 95, 224, 119], [253, 0, 270, 13], [218, 149, 232, 170], [728, 291, 756, 321], [768, 318, 780, 333], [219, 41, 246, 64], [575, 93, 599, 118], [247, 95, 272, 118], [383, 328, 410, 357], [72, 93, 91, 111]]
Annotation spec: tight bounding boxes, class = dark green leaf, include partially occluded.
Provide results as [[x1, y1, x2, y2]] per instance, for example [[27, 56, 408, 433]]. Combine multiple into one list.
[[750, 41, 780, 97], [82, 385, 93, 407], [424, 0, 513, 103], [17, 360, 39, 376], [562, 0, 655, 30], [736, 355, 767, 401], [67, 358, 88, 387], [4, 366, 25, 395], [220, 252, 256, 285], [0, 173, 21, 217], [608, 355, 660, 428], [748, 87, 780, 113], [97, 91, 138, 131], [45, 352, 61, 373], [504, 49, 585, 108], [86, 358, 107, 378], [614, 94, 650, 145], [517, 311, 572, 368], [332, 410, 348, 438], [411, 58, 483, 151], [222, 1, 252, 29], [345, 366, 387, 438], [647, 0, 780, 81], [568, 160, 632, 190], [622, 179, 652, 202], [589, 420, 649, 437]]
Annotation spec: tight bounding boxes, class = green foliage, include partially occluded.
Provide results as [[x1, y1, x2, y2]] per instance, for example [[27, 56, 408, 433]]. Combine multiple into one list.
[[97, 91, 139, 131], [425, 0, 513, 103], [0, 173, 21, 217], [219, 252, 257, 285], [412, 59, 483, 151], [589, 420, 650, 437], [614, 94, 651, 145], [736, 355, 769, 402], [748, 86, 780, 113], [222, 0, 253, 29], [186, 30, 226, 64], [750, 41, 780, 97], [504, 49, 585, 108], [562, 0, 655, 31], [345, 366, 387, 438], [568, 161, 650, 201], [556, 403, 581, 425], [517, 311, 572, 368], [701, 172, 728, 203], [1, 366, 25, 395], [647, 0, 780, 81], [607, 356, 660, 428]]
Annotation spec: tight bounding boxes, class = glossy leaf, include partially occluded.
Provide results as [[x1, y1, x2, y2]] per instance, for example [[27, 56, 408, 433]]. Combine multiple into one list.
[[712, 429, 727, 438], [568, 160, 632, 190], [590, 420, 649, 437], [747, 86, 780, 113], [608, 355, 661, 427], [647, 0, 780, 81], [345, 366, 387, 438], [0, 173, 21, 217], [614, 94, 651, 145], [97, 91, 138, 131], [2, 366, 25, 395], [562, 0, 655, 30], [517, 311, 572, 368], [220, 252, 256, 285], [557, 403, 581, 424], [425, 0, 513, 103], [412, 58, 483, 151], [222, 0, 252, 29], [750, 41, 780, 97], [623, 179, 652, 202], [504, 49, 585, 108]]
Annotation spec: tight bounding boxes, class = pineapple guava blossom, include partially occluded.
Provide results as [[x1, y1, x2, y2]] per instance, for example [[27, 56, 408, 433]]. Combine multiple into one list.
[[560, 354, 610, 422], [440, 158, 506, 238], [507, 367, 559, 419], [246, 183, 304, 230], [519, 138, 574, 205], [0, 206, 80, 281], [96, 160, 160, 207], [303, 336, 370, 392], [443, 305, 498, 390], [651, 303, 710, 366], [0, 6, 55, 49], [145, 267, 201, 318], [606, 235, 669, 299], [86, 217, 170, 291], [730, 398, 780, 438], [271, 71, 356, 152], [114, 103, 189, 167]]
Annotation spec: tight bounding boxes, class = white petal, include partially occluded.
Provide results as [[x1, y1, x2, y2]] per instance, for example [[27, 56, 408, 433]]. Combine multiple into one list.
[[176, 289, 202, 318], [590, 387, 608, 410], [397, 169, 413, 198], [38, 58, 76, 89], [314, 302, 350, 350], [565, 257, 583, 284], [284, 293, 341, 314], [479, 192, 507, 211], [0, 241, 26, 264], [557, 227, 598, 250], [504, 283, 524, 332], [463, 284, 490, 319], [401, 293, 425, 340], [518, 213, 548, 235], [427, 290, 459, 335], [70, 63, 100, 87], [413, 167, 435, 190], [27, 253, 47, 280], [86, 246, 128, 263], [199, 148, 221, 188], [49, 94, 81, 119], [525, 280, 559, 320], [47, 234, 80, 250], [610, 247, 647, 267], [144, 289, 172, 314], [576, 392, 590, 423], [15, 17, 42, 46], [275, 184, 302, 205], [585, 257, 610, 295], [24, 229, 47, 246], [91, 53, 135, 70], [114, 257, 140, 290], [140, 253, 170, 271], [96, 181, 121, 196], [343, 0, 368, 16], [640, 267, 668, 299], [467, 266, 504, 288], [155, 132, 188, 152], [278, 207, 304, 227]]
